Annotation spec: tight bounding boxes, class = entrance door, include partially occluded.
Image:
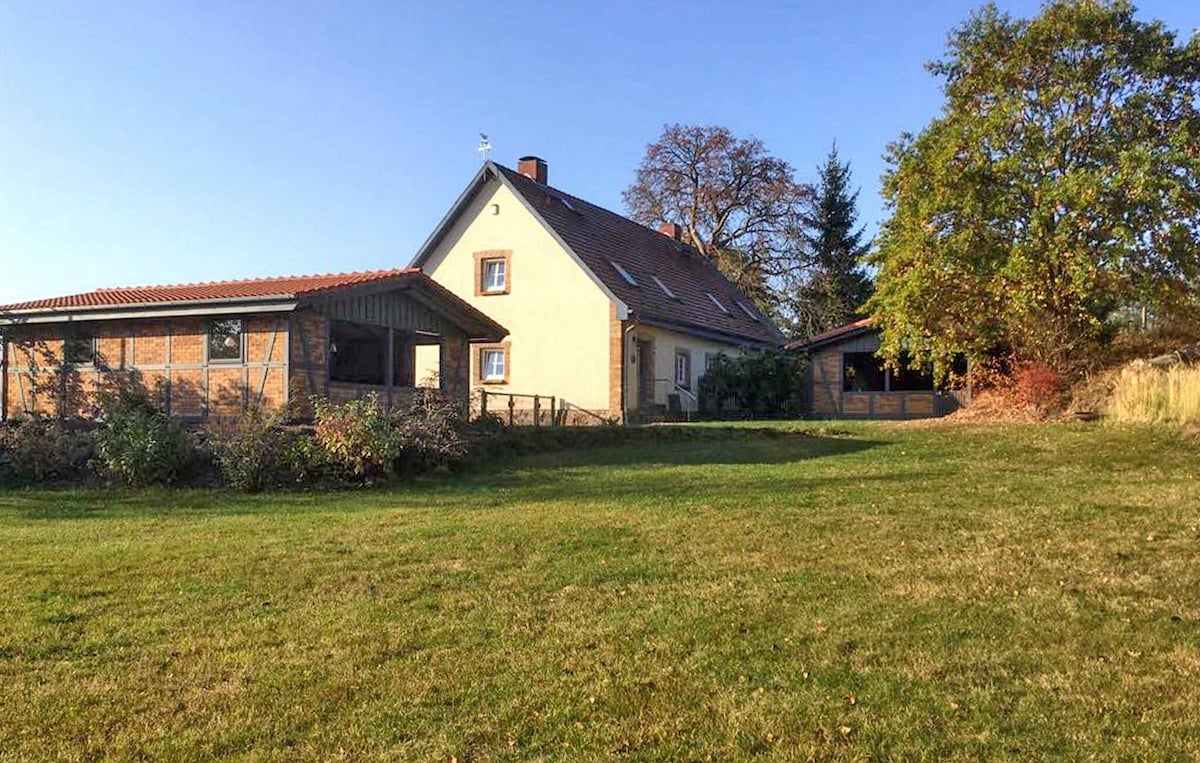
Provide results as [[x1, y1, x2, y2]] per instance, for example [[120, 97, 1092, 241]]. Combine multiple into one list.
[[637, 339, 655, 409]]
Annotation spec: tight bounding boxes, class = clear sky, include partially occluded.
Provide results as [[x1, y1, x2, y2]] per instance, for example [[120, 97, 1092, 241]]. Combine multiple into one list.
[[1, 1, 1194, 304]]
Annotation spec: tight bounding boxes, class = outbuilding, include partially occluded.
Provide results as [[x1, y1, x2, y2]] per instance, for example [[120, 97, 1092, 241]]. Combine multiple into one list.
[[0, 269, 506, 421], [788, 318, 969, 419]]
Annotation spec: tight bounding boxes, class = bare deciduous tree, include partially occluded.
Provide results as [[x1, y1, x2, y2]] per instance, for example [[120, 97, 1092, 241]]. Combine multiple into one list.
[[623, 124, 810, 310]]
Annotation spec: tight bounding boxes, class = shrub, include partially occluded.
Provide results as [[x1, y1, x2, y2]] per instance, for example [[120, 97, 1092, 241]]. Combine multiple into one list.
[[93, 375, 195, 486], [699, 351, 808, 417], [1110, 362, 1200, 426], [207, 408, 313, 492], [389, 390, 469, 476], [312, 395, 400, 481], [0, 418, 95, 486], [1011, 362, 1065, 412]]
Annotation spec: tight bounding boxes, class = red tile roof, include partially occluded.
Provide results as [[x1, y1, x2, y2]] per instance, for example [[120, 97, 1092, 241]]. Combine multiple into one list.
[[0, 269, 422, 312]]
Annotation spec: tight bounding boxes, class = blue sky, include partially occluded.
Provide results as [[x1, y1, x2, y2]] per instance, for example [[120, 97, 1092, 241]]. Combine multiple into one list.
[[1, 0, 1194, 304]]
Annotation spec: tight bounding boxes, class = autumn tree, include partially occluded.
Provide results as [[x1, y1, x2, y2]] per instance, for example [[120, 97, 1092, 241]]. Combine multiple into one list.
[[868, 0, 1200, 376], [783, 145, 874, 338], [623, 124, 810, 310]]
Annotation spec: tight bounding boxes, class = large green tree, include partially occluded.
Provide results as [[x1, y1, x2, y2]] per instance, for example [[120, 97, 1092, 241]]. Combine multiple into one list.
[[784, 145, 874, 338], [868, 0, 1200, 375]]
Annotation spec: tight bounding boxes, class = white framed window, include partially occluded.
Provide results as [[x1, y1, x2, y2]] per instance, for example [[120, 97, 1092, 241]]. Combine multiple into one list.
[[674, 349, 692, 389], [481, 348, 506, 382], [706, 292, 729, 314], [482, 258, 507, 293], [736, 301, 759, 321], [611, 261, 638, 286], [652, 275, 678, 300]]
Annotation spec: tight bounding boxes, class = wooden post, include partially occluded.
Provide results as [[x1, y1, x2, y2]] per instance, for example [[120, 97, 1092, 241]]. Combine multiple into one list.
[[550, 396, 556, 427], [533, 394, 541, 427], [0, 332, 7, 422], [480, 389, 488, 417], [385, 327, 395, 409], [507, 394, 515, 426]]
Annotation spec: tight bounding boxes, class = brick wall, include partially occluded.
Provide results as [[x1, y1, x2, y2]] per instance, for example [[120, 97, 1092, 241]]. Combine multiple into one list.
[[2, 314, 289, 421]]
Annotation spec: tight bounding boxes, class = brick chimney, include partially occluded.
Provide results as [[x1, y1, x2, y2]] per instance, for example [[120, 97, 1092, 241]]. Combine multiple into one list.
[[517, 156, 548, 185], [659, 222, 683, 241]]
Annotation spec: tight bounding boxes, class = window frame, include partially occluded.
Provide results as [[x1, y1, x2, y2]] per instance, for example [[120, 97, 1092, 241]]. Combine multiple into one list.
[[474, 250, 512, 296], [475, 342, 510, 385], [610, 261, 638, 286], [706, 292, 729, 314], [674, 349, 692, 390], [652, 275, 678, 300], [207, 318, 245, 363], [63, 331, 97, 367]]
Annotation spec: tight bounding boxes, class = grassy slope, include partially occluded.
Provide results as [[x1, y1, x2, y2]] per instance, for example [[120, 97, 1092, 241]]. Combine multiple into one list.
[[1, 422, 1198, 761]]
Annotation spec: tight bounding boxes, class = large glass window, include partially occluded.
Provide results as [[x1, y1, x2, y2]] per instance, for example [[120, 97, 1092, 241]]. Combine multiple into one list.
[[329, 321, 386, 385], [843, 352, 886, 392], [208, 319, 243, 362]]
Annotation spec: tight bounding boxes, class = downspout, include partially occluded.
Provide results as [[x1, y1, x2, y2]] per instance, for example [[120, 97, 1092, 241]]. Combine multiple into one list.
[[622, 319, 639, 426]]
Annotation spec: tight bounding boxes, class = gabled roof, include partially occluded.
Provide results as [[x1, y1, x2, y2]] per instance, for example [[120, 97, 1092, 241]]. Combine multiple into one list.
[[0, 269, 508, 341], [786, 317, 875, 352], [0, 269, 421, 311], [410, 161, 785, 347]]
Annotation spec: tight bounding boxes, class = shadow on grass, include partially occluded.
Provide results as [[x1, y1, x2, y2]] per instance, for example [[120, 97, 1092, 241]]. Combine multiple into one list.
[[0, 429, 890, 521]]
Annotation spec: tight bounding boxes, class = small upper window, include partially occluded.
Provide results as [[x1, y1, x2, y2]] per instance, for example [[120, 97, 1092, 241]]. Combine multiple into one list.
[[481, 348, 506, 382], [736, 301, 759, 321], [64, 333, 95, 365], [652, 275, 678, 300], [706, 292, 729, 314], [208, 318, 244, 362], [482, 258, 507, 293], [611, 262, 638, 286]]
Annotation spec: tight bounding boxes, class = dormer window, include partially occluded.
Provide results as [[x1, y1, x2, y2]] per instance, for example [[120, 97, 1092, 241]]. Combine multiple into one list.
[[474, 250, 511, 296], [652, 275, 678, 300], [706, 292, 729, 314], [611, 262, 638, 286], [736, 300, 760, 321]]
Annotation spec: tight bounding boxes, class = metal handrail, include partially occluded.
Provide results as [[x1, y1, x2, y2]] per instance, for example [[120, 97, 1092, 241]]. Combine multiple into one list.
[[650, 378, 698, 422]]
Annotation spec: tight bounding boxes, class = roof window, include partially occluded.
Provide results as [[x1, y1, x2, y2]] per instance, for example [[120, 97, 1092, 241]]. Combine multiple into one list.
[[736, 300, 759, 321], [652, 275, 678, 300], [707, 293, 729, 314], [611, 262, 638, 286]]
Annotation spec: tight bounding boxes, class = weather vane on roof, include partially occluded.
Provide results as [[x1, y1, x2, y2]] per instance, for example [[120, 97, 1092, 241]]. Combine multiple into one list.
[[477, 133, 492, 161]]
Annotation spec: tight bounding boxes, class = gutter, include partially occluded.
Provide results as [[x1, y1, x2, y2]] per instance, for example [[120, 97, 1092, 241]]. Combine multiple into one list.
[[0, 297, 299, 325]]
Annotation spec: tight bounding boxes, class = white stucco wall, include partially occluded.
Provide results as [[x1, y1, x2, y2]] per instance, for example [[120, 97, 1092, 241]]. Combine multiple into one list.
[[414, 180, 615, 412]]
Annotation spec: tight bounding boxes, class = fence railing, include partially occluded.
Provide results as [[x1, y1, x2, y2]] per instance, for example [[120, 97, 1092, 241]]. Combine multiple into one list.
[[479, 390, 556, 427]]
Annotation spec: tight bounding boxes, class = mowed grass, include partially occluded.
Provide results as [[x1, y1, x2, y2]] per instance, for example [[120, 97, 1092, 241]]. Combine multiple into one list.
[[2, 423, 1199, 761]]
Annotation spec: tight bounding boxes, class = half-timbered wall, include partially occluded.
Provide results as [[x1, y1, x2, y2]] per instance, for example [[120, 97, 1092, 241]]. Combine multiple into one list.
[[2, 315, 288, 420]]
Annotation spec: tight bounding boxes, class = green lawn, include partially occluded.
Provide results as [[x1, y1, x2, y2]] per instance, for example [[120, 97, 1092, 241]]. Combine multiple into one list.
[[2, 422, 1199, 761]]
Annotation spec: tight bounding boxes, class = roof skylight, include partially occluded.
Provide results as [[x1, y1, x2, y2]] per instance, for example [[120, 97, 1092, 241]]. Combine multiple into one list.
[[611, 262, 638, 286], [707, 292, 729, 314], [736, 300, 759, 321], [652, 275, 678, 300]]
